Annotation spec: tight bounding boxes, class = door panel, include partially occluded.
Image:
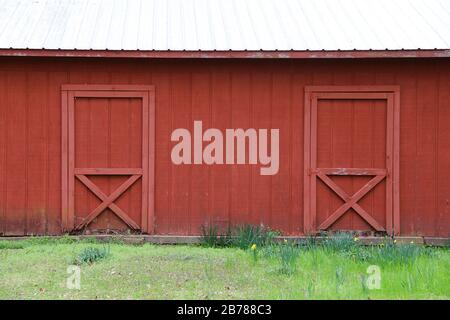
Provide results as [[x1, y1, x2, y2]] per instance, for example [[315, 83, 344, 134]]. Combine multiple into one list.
[[304, 87, 400, 235], [73, 97, 143, 231], [61, 85, 155, 234], [316, 99, 387, 231]]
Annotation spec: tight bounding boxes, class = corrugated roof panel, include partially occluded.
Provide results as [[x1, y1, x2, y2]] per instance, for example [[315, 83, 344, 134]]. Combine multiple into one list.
[[106, 0, 128, 50], [232, 0, 259, 50], [262, 0, 292, 50], [378, 0, 417, 49], [121, 0, 141, 50], [209, 0, 230, 50], [137, 0, 155, 50], [353, 0, 397, 50], [193, 0, 212, 50], [59, 0, 87, 50], [345, 0, 381, 49], [28, 0, 63, 49], [411, 0, 450, 47], [152, 0, 168, 50], [283, 0, 315, 49], [7, 0, 37, 48], [246, 0, 276, 50], [301, 0, 340, 50], [180, 0, 194, 50], [0, 0, 448, 51], [43, 0, 71, 49], [392, 1, 436, 48], [217, 0, 241, 50], [74, 0, 101, 50], [287, 0, 324, 50], [1, 0, 28, 48], [319, 0, 355, 49], [0, 0, 17, 38], [89, 0, 114, 50]]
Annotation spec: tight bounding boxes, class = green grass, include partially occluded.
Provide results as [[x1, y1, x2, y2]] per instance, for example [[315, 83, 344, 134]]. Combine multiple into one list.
[[0, 239, 448, 299], [199, 223, 279, 249], [0, 241, 25, 250], [72, 246, 111, 265]]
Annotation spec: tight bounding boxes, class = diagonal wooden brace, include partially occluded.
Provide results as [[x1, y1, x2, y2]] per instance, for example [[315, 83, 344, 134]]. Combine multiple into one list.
[[74, 174, 141, 230], [317, 173, 386, 231]]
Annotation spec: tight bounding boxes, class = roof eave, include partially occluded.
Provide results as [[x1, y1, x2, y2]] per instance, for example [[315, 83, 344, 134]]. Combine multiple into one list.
[[0, 49, 449, 59]]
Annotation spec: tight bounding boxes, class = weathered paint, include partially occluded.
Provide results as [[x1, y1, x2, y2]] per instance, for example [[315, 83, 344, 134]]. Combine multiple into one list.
[[0, 57, 449, 237]]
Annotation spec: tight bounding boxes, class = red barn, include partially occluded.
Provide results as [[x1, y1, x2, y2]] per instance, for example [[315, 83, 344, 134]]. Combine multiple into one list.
[[0, 0, 449, 239]]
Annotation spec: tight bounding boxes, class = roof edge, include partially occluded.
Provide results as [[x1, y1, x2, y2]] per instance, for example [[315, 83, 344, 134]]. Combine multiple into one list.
[[0, 49, 449, 59]]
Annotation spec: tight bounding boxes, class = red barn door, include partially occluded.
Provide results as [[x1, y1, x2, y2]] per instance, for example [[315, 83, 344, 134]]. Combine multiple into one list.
[[61, 85, 155, 234], [304, 86, 400, 235]]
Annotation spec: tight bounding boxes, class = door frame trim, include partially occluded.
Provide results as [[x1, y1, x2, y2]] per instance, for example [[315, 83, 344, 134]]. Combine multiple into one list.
[[303, 86, 400, 235], [61, 84, 155, 234]]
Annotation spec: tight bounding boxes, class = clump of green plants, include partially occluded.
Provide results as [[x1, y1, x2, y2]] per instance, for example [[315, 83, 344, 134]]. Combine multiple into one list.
[[321, 232, 357, 252], [344, 246, 372, 262], [200, 224, 232, 247], [303, 235, 320, 250], [200, 223, 278, 249], [277, 240, 300, 275], [372, 242, 424, 265], [260, 243, 278, 259], [231, 224, 278, 250], [312, 232, 430, 267], [258, 240, 300, 275], [72, 246, 110, 265], [0, 241, 25, 250], [343, 240, 428, 266]]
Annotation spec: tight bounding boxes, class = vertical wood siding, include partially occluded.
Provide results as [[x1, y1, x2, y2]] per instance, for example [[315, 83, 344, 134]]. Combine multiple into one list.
[[0, 57, 448, 236]]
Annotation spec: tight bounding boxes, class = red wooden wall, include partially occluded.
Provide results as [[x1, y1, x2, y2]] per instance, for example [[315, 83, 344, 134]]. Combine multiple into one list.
[[0, 57, 449, 237]]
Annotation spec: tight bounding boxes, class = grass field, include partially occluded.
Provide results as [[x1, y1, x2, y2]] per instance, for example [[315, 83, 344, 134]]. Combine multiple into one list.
[[0, 237, 448, 299]]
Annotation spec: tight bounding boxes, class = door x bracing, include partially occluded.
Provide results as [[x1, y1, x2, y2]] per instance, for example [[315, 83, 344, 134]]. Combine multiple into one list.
[[74, 168, 142, 231], [314, 168, 386, 232], [61, 85, 155, 233], [303, 86, 400, 235]]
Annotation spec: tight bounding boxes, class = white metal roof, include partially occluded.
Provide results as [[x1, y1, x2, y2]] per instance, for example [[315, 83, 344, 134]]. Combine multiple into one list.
[[0, 0, 449, 51]]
